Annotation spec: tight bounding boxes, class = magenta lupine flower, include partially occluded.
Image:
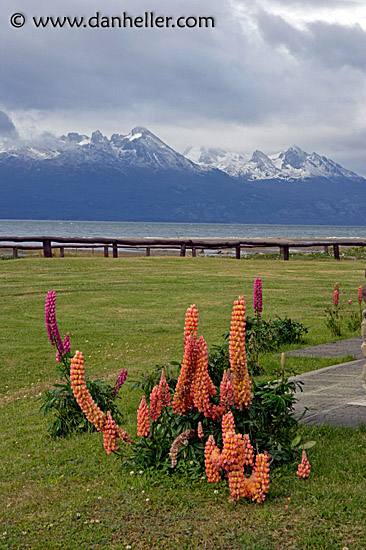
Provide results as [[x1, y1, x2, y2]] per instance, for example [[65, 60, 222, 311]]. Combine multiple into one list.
[[113, 369, 128, 396], [56, 333, 71, 362], [253, 278, 263, 316], [45, 291, 65, 354]]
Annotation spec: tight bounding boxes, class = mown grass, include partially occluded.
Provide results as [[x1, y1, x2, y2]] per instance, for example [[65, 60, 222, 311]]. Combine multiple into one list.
[[1, 256, 365, 550]]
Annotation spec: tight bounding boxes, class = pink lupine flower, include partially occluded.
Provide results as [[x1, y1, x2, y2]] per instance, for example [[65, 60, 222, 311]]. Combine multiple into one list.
[[253, 278, 263, 316], [348, 300, 353, 306], [113, 369, 128, 396], [45, 291, 64, 355], [56, 333, 71, 362]]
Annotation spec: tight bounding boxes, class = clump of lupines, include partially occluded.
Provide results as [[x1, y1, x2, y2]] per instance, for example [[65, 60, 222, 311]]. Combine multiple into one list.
[[45, 290, 70, 360], [137, 395, 151, 437], [204, 411, 270, 502], [113, 369, 128, 396], [253, 278, 263, 318], [333, 282, 339, 307], [296, 450, 311, 478], [191, 336, 216, 416], [229, 296, 252, 409]]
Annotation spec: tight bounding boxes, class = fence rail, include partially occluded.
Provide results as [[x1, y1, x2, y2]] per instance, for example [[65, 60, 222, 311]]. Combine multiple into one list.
[[1, 236, 365, 260]]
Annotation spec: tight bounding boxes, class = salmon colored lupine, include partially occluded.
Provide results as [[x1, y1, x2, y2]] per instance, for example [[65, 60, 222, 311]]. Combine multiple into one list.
[[172, 334, 198, 415], [229, 297, 252, 409], [137, 395, 150, 437], [149, 385, 163, 422], [103, 411, 120, 455], [184, 304, 199, 345], [249, 452, 271, 502], [191, 336, 216, 416], [197, 421, 204, 439], [219, 370, 234, 412], [297, 450, 311, 478], [221, 411, 238, 469], [358, 285, 363, 306], [158, 369, 171, 407], [204, 435, 222, 483], [242, 434, 254, 467], [333, 282, 339, 307], [70, 350, 106, 431]]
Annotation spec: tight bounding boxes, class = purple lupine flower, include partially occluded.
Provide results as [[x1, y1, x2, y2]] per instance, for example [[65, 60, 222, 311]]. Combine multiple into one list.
[[45, 290, 64, 355], [113, 369, 128, 396], [56, 333, 71, 362], [253, 278, 263, 316]]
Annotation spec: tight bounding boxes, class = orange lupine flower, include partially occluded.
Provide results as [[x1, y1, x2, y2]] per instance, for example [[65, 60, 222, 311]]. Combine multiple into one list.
[[219, 370, 234, 412], [103, 411, 119, 455], [149, 385, 163, 422], [173, 335, 198, 415], [204, 435, 222, 483], [159, 369, 171, 407], [229, 297, 252, 410], [297, 450, 311, 478], [242, 434, 254, 467], [250, 452, 271, 502], [184, 304, 199, 345], [191, 336, 216, 416], [197, 421, 204, 439], [358, 285, 363, 306], [137, 395, 151, 437], [70, 350, 106, 431]]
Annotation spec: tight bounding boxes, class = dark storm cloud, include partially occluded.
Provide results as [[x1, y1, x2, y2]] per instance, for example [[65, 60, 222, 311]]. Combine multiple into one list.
[[0, 110, 18, 138]]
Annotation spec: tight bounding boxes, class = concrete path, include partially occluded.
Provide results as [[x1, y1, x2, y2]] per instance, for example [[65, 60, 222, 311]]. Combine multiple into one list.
[[283, 338, 366, 428]]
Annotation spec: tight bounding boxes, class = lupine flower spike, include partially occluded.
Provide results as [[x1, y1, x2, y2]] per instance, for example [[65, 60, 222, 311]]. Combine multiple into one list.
[[253, 278, 263, 318], [229, 297, 252, 409], [45, 290, 68, 359], [297, 450, 311, 478], [137, 396, 151, 437], [114, 369, 128, 396], [149, 385, 163, 423], [159, 369, 171, 407], [70, 350, 106, 431], [358, 286, 363, 306]]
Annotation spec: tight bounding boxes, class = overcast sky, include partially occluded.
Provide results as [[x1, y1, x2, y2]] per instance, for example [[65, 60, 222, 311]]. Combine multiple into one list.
[[1, 0, 366, 175]]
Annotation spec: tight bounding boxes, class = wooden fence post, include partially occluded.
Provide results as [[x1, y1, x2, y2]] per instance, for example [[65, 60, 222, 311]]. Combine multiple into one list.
[[180, 243, 186, 257], [324, 245, 329, 254], [235, 245, 241, 259], [146, 246, 151, 257], [192, 247, 196, 257], [59, 247, 65, 258], [283, 245, 290, 261], [333, 244, 340, 260], [112, 243, 118, 258], [12, 247, 18, 258], [42, 239, 52, 258], [104, 246, 109, 257]]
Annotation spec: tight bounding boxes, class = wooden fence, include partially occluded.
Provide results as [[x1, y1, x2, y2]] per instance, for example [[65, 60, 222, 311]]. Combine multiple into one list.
[[1, 236, 366, 260]]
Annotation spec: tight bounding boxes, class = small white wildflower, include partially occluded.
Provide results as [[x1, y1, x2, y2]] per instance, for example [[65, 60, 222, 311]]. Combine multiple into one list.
[[189, 461, 194, 465], [97, 496, 102, 500], [126, 546, 132, 549], [214, 490, 219, 494], [139, 470, 143, 475], [95, 519, 100, 523], [141, 490, 145, 494], [145, 498, 150, 502], [130, 471, 134, 475]]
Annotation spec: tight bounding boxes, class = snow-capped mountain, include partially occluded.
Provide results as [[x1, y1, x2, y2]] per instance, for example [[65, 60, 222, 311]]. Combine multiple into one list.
[[184, 144, 361, 181], [1, 125, 365, 225], [0, 126, 200, 173]]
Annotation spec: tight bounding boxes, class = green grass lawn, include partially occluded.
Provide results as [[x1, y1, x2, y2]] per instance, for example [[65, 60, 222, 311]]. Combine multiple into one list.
[[1, 256, 365, 550]]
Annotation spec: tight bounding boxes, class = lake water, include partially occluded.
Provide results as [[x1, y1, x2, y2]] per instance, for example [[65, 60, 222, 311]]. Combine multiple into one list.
[[1, 219, 366, 240]]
